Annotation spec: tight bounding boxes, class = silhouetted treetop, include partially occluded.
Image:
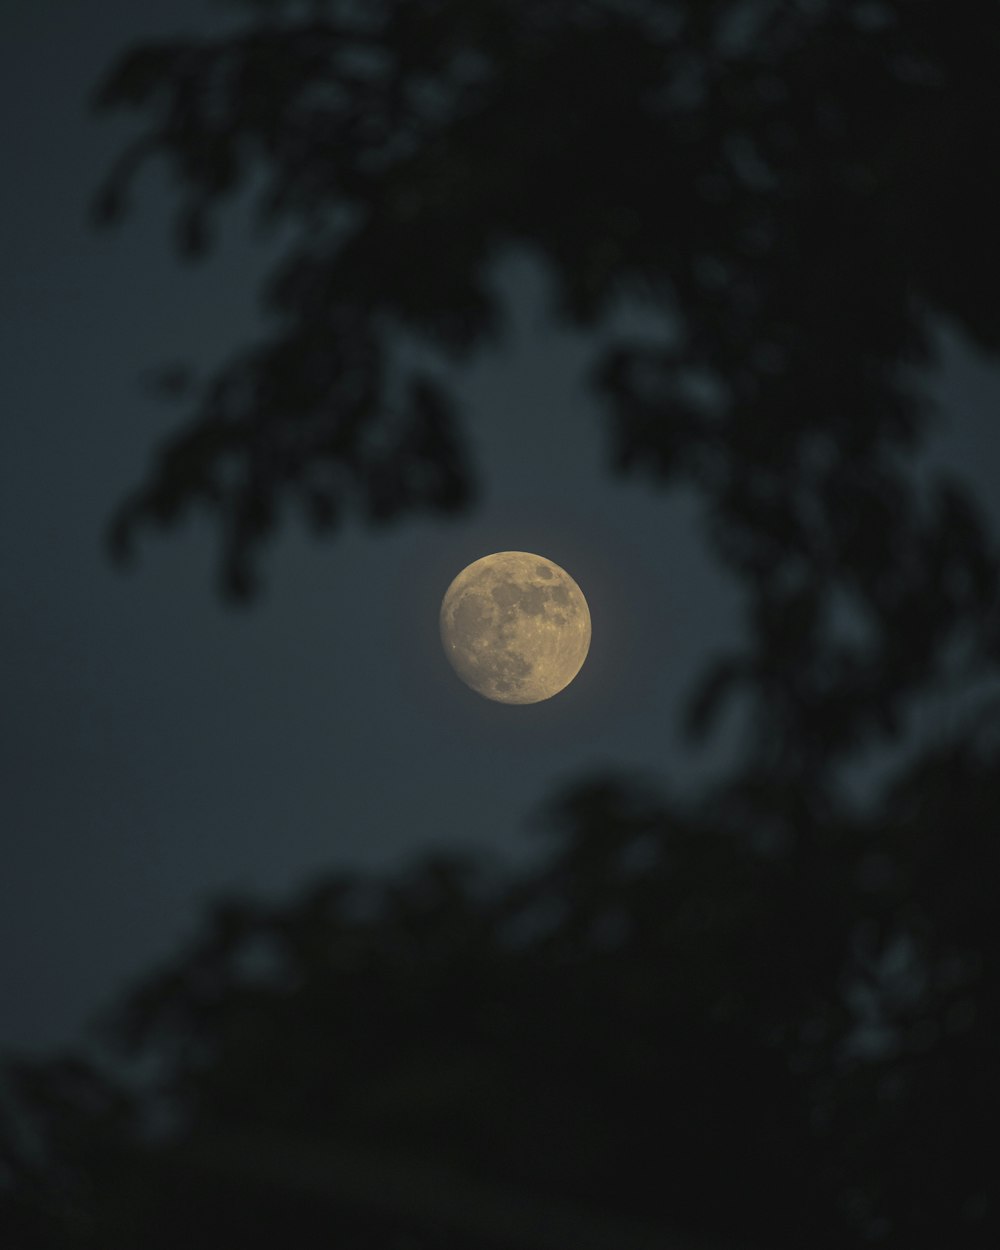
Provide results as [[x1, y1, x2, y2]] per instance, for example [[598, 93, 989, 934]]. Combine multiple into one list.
[[4, 719, 998, 1247]]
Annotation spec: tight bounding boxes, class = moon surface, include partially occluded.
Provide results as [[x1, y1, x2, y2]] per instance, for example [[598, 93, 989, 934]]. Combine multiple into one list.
[[440, 552, 591, 704]]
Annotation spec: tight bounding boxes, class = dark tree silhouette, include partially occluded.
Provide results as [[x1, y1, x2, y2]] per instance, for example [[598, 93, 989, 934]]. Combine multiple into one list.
[[3, 741, 999, 1247], [3, 1, 1000, 1248], [89, 0, 1000, 764]]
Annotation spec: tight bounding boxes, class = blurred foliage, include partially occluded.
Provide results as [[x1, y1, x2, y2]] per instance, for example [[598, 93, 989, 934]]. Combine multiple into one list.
[[4, 1, 1000, 1247], [89, 0, 1000, 786], [89, 0, 1000, 760], [2, 735, 998, 1247]]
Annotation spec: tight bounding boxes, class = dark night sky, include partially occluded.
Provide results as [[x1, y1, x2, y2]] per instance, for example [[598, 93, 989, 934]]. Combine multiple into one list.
[[2, 0, 999, 1054]]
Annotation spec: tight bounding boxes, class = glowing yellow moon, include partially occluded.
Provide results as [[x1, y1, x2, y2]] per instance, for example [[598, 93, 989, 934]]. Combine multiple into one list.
[[440, 551, 591, 704]]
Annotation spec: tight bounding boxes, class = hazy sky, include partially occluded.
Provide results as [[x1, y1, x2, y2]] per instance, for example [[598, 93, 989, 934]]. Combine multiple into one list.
[[2, 0, 999, 1054]]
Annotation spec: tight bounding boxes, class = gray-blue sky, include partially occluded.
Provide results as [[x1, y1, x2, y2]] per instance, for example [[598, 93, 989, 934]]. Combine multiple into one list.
[[1, 0, 998, 1053]]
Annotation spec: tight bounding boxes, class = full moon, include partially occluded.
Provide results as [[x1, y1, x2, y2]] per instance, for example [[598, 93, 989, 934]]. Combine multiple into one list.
[[440, 552, 591, 704]]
